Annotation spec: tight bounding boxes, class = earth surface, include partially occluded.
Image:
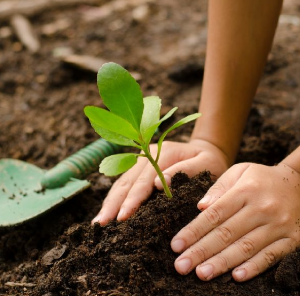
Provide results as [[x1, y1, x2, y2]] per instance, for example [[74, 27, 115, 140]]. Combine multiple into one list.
[[1, 0, 300, 295]]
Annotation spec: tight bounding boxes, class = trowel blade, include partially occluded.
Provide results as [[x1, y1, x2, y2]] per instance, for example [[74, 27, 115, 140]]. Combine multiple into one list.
[[0, 159, 90, 227]]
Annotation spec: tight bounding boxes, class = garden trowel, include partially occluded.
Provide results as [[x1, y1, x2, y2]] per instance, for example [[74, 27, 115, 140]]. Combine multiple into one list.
[[0, 139, 121, 227]]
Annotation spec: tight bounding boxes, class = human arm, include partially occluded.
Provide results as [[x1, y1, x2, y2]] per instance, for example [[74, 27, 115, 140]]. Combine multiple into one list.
[[191, 0, 283, 165]]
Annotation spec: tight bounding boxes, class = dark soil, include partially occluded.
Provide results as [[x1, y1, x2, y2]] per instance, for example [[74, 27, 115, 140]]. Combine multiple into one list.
[[1, 0, 300, 295]]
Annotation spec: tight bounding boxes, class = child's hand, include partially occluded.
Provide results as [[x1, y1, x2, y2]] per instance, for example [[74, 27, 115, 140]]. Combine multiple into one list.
[[171, 162, 300, 281], [92, 139, 229, 225]]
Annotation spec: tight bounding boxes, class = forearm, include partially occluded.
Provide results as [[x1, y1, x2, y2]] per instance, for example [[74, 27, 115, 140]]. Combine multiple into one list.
[[191, 0, 283, 166]]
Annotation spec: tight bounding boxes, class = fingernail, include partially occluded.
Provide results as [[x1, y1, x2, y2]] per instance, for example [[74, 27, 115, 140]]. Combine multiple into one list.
[[234, 268, 246, 281], [198, 195, 212, 204], [92, 214, 102, 225], [117, 208, 125, 221], [176, 258, 192, 274], [171, 239, 185, 253], [198, 264, 214, 280]]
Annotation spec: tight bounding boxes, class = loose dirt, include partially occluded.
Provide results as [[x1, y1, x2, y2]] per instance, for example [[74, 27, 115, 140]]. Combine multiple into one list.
[[1, 0, 300, 295]]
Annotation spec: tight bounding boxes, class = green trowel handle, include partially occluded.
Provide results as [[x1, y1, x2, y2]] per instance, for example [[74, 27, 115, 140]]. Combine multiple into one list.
[[41, 139, 122, 189]]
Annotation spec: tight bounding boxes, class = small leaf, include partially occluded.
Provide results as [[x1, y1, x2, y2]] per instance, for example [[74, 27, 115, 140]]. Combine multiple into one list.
[[97, 63, 144, 131], [159, 107, 178, 123], [84, 106, 140, 142], [140, 96, 161, 144], [140, 96, 161, 133], [142, 107, 178, 145], [91, 122, 141, 149], [156, 113, 201, 162], [100, 153, 138, 176]]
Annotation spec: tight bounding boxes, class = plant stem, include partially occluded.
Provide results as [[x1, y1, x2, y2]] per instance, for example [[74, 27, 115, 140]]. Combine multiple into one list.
[[144, 149, 172, 198]]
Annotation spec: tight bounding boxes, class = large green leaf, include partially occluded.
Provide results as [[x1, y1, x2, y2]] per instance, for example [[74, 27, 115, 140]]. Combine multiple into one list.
[[91, 122, 141, 149], [84, 106, 140, 142], [97, 62, 144, 131], [156, 113, 201, 162], [100, 153, 138, 176]]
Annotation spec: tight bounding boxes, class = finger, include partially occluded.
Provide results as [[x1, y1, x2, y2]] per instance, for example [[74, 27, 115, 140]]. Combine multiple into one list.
[[171, 191, 245, 254], [116, 161, 157, 221], [194, 224, 278, 280], [173, 206, 262, 275], [197, 163, 251, 210], [92, 156, 148, 225], [232, 238, 298, 282]]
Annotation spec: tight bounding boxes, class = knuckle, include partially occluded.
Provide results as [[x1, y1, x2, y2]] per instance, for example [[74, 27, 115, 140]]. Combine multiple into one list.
[[247, 260, 261, 276], [204, 205, 223, 226], [263, 250, 277, 267], [215, 255, 230, 271], [237, 178, 260, 194], [236, 238, 255, 257], [258, 199, 279, 215], [184, 225, 203, 242], [278, 212, 291, 226], [191, 245, 208, 262], [214, 226, 233, 245], [207, 182, 226, 195], [115, 177, 133, 190], [135, 176, 152, 186]]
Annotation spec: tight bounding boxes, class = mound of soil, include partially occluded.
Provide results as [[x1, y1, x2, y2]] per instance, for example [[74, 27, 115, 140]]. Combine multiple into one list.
[[1, 171, 299, 296]]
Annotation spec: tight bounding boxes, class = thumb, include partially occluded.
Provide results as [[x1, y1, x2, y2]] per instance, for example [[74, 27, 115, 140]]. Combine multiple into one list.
[[197, 163, 251, 210]]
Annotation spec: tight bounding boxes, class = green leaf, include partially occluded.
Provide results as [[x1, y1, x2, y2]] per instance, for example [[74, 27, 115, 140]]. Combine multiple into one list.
[[156, 113, 201, 162], [84, 106, 140, 142], [142, 106, 178, 145], [140, 96, 161, 134], [97, 62, 144, 131], [159, 107, 178, 123], [100, 153, 138, 176], [140, 96, 161, 144], [91, 122, 141, 149]]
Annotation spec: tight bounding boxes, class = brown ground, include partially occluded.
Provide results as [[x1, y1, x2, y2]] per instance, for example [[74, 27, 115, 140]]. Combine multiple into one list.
[[1, 0, 300, 295]]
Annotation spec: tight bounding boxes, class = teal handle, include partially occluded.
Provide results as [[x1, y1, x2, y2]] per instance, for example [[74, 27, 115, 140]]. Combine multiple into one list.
[[41, 139, 122, 189]]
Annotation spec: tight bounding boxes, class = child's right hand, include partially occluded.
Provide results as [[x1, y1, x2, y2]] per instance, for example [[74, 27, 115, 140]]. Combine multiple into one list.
[[92, 139, 230, 225]]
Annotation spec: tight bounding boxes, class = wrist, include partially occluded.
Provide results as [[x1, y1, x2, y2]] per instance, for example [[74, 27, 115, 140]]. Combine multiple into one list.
[[191, 124, 239, 167], [189, 137, 232, 169], [280, 146, 300, 175]]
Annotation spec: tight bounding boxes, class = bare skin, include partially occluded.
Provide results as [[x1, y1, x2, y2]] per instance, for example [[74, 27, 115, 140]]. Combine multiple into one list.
[[92, 0, 300, 282]]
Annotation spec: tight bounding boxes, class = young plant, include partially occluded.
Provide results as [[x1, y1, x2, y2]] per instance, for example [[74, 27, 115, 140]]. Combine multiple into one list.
[[84, 62, 201, 198]]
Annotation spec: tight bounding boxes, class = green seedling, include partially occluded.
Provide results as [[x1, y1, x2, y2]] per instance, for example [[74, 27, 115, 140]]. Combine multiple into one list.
[[84, 62, 201, 198]]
